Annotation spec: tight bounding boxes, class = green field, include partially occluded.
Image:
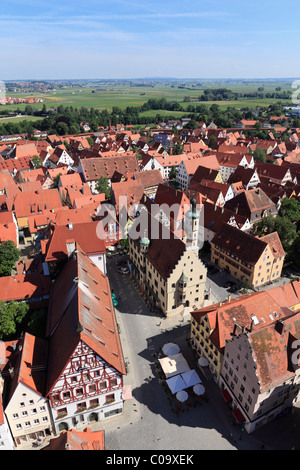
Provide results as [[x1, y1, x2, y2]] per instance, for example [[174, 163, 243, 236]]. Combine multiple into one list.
[[1, 79, 295, 115], [0, 115, 44, 124]]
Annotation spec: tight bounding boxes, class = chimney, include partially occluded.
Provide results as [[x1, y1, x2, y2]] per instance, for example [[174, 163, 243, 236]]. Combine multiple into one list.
[[66, 239, 76, 257]]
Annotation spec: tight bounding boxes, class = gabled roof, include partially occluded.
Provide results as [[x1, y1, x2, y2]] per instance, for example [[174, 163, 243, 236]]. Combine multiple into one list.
[[43, 427, 104, 451], [191, 290, 289, 353], [44, 221, 106, 262], [6, 333, 49, 402], [129, 208, 187, 280], [81, 155, 139, 181], [13, 188, 63, 219], [266, 281, 300, 310], [154, 183, 190, 210], [190, 165, 220, 185], [202, 201, 248, 233], [211, 223, 268, 265], [0, 211, 18, 245], [259, 231, 285, 259], [189, 181, 224, 204], [230, 166, 259, 186], [216, 152, 249, 168], [0, 274, 52, 303], [249, 310, 300, 391], [182, 155, 220, 175], [45, 244, 126, 395], [224, 187, 276, 217]]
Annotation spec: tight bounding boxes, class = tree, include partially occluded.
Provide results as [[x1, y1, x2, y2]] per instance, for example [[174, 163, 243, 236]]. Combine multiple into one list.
[[31, 155, 43, 169], [209, 135, 217, 149], [56, 122, 69, 136], [0, 241, 20, 277], [53, 173, 62, 189], [27, 308, 47, 338], [290, 233, 300, 266], [185, 119, 198, 129], [86, 137, 94, 147], [274, 216, 297, 252], [253, 148, 266, 162], [255, 215, 275, 236], [279, 197, 300, 223], [169, 166, 177, 180], [0, 301, 29, 340], [172, 141, 184, 155], [96, 177, 111, 199]]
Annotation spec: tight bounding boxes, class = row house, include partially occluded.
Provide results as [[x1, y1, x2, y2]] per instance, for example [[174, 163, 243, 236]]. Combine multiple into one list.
[[176, 155, 220, 189], [43, 146, 74, 171], [219, 307, 300, 433], [215, 153, 254, 183], [78, 155, 139, 194], [254, 161, 293, 186], [188, 181, 225, 207], [12, 188, 63, 245], [142, 184, 192, 240], [190, 281, 300, 433], [0, 383, 14, 449], [202, 201, 250, 244], [1, 244, 126, 447], [140, 153, 188, 181], [211, 224, 285, 288], [224, 187, 277, 226], [43, 220, 107, 275], [189, 165, 223, 186], [2, 333, 55, 448], [230, 167, 261, 190], [190, 289, 288, 383], [0, 273, 52, 309], [45, 244, 126, 434]]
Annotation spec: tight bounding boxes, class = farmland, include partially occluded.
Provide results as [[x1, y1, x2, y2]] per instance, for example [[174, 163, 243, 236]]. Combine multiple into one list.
[[1, 79, 295, 115]]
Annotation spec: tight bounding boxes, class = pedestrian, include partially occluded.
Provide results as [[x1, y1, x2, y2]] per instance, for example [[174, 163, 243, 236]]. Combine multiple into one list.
[[158, 321, 161, 326]]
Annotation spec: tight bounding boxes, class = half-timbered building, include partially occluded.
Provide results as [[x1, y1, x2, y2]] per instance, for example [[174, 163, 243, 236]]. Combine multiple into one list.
[[45, 243, 126, 434]]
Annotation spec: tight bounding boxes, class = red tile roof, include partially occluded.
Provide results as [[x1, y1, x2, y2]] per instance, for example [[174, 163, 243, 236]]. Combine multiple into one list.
[[0, 274, 52, 303], [44, 221, 106, 262], [81, 155, 139, 181], [249, 311, 300, 391], [191, 290, 288, 352], [6, 333, 48, 401], [43, 428, 104, 451], [13, 188, 63, 219], [45, 244, 126, 395]]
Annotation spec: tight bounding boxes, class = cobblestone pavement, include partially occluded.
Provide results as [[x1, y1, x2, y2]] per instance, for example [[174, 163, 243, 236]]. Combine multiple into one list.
[[84, 256, 299, 451]]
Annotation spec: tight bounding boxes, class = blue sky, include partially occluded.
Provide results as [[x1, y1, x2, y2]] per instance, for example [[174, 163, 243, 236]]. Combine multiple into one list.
[[0, 0, 299, 79]]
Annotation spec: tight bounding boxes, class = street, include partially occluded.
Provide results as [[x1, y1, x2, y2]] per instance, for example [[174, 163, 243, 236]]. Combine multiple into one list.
[[87, 255, 300, 451]]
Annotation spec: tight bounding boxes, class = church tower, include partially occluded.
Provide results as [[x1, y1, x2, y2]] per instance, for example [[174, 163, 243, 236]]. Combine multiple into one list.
[[184, 197, 200, 249]]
